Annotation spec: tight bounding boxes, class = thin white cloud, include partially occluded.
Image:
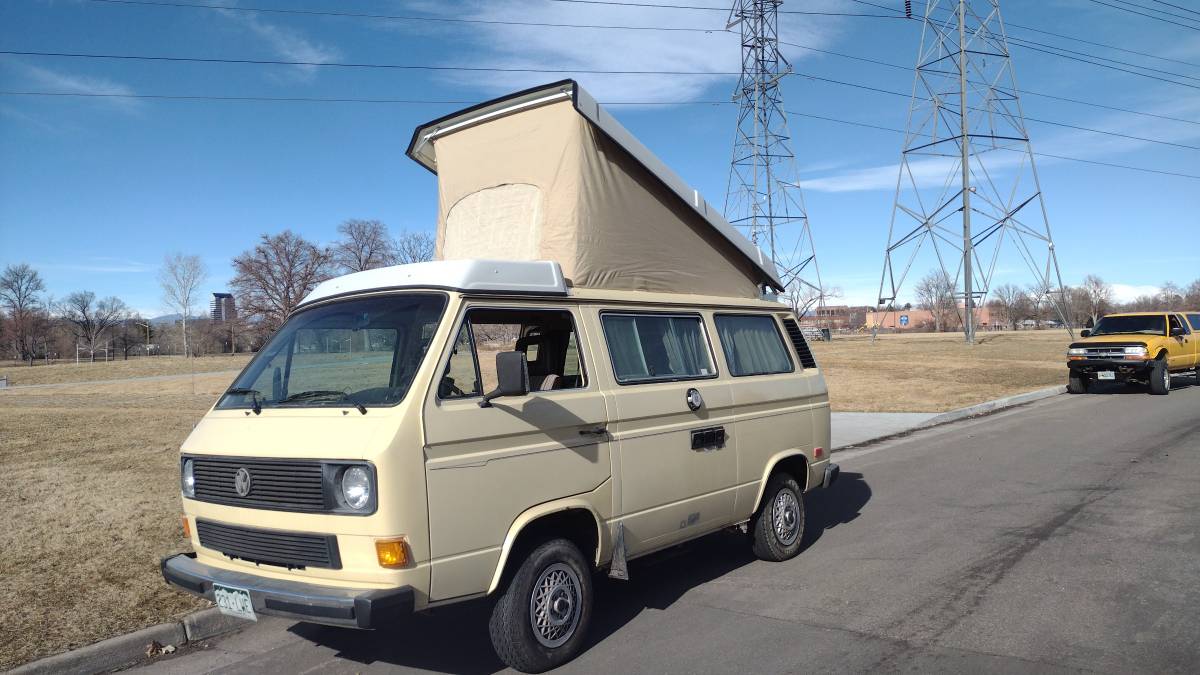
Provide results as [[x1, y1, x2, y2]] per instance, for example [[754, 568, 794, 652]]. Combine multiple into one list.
[[399, 0, 855, 104], [1110, 283, 1161, 304], [10, 63, 142, 112], [218, 9, 341, 81], [35, 257, 154, 274]]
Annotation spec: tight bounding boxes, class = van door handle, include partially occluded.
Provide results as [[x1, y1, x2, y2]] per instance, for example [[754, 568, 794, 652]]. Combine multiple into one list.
[[579, 427, 608, 436]]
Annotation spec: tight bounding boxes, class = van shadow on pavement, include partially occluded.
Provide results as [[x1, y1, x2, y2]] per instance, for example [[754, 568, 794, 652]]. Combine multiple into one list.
[[288, 472, 872, 674]]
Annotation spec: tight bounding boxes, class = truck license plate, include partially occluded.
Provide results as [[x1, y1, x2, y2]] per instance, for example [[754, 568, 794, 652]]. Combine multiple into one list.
[[213, 584, 257, 621], [1097, 371, 1115, 380]]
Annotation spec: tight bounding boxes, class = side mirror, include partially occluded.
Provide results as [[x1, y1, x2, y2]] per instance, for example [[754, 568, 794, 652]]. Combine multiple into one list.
[[479, 351, 529, 408], [1080, 329, 1091, 338], [1171, 326, 1186, 337]]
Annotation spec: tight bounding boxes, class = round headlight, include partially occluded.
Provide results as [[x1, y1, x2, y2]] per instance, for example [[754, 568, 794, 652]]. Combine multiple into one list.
[[181, 459, 195, 498], [340, 466, 372, 511]]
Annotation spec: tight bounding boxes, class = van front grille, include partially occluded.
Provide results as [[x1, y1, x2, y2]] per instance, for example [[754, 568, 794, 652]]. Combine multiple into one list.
[[782, 318, 819, 369], [196, 519, 341, 570], [192, 457, 327, 512]]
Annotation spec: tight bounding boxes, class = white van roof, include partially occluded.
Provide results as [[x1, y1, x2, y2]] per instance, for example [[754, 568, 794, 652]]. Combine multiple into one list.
[[298, 260, 568, 308]]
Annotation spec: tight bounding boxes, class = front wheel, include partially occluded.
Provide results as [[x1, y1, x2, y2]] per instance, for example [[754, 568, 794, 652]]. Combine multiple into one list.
[[751, 472, 805, 562], [1067, 373, 1088, 394], [489, 538, 593, 673], [1148, 359, 1171, 395]]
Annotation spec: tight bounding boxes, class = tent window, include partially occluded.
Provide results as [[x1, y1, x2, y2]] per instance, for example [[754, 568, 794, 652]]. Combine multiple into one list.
[[714, 314, 794, 377], [601, 313, 716, 384]]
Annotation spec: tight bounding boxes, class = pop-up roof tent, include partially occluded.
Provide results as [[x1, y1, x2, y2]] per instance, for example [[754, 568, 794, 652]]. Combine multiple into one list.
[[405, 80, 784, 299]]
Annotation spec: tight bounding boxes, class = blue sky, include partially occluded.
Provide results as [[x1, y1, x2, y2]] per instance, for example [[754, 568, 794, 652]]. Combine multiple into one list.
[[1, 0, 1198, 316]]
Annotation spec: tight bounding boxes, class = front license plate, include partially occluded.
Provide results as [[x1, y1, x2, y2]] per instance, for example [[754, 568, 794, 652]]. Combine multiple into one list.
[[213, 584, 257, 621], [1097, 371, 1116, 381]]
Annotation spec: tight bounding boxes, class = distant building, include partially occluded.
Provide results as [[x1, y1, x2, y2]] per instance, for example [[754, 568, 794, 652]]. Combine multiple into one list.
[[210, 293, 237, 323], [865, 306, 996, 331]]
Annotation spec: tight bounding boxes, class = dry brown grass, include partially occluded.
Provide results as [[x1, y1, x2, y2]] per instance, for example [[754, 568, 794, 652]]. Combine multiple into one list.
[[0, 354, 252, 387], [0, 330, 1070, 668], [811, 329, 1071, 412]]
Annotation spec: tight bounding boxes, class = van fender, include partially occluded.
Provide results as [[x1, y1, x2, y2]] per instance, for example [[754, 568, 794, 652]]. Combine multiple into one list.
[[750, 449, 812, 515], [486, 497, 606, 595]]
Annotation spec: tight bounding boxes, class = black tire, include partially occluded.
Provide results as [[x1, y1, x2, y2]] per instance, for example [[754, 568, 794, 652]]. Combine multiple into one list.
[[1067, 373, 1088, 394], [1148, 359, 1171, 396], [750, 471, 805, 562], [488, 538, 593, 673]]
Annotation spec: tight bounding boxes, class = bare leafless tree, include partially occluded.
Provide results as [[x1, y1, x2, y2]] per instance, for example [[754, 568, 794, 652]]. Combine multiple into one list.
[[1080, 274, 1112, 327], [394, 230, 436, 264], [0, 263, 48, 364], [331, 219, 400, 273], [989, 283, 1026, 330], [231, 230, 333, 333], [59, 291, 127, 361], [159, 253, 207, 357], [915, 271, 957, 332]]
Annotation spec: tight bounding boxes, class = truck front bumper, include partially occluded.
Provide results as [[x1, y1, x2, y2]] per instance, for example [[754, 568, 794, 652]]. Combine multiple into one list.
[[1067, 359, 1153, 380], [161, 553, 412, 629]]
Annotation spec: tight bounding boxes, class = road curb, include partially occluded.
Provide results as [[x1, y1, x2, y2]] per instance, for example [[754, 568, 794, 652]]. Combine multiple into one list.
[[918, 385, 1067, 430], [8, 608, 245, 675]]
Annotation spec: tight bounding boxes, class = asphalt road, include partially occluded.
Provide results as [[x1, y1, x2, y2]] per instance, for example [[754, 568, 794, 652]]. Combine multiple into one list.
[[137, 378, 1200, 674]]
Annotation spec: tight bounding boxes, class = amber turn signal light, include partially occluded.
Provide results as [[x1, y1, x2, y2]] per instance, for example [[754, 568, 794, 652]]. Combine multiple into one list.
[[181, 515, 191, 538], [376, 538, 411, 569]]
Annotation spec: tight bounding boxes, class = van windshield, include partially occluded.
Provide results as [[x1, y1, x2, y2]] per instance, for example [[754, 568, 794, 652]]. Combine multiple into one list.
[[217, 294, 446, 411], [1090, 315, 1164, 337]]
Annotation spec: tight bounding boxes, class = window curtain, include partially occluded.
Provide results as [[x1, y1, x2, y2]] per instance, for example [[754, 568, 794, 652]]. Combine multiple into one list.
[[716, 316, 792, 376], [604, 316, 650, 380]]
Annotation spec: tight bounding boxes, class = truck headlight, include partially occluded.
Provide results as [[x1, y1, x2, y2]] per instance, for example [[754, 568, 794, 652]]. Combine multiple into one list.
[[1067, 348, 1086, 356], [181, 459, 195, 498], [340, 466, 372, 511], [1123, 346, 1148, 356]]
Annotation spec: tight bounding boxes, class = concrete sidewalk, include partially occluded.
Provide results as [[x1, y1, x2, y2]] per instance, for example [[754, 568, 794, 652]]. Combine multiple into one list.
[[831, 412, 937, 449]]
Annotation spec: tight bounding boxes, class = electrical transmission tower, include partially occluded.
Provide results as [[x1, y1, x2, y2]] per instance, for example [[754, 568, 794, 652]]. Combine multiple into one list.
[[724, 0, 823, 314], [876, 0, 1072, 343]]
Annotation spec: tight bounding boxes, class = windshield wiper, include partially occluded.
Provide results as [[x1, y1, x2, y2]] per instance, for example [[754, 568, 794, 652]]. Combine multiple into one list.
[[225, 387, 263, 415], [280, 389, 367, 415]]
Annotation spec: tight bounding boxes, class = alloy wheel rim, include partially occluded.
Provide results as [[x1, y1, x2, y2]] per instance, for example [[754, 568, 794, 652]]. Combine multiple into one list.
[[772, 489, 801, 547], [529, 562, 582, 648]]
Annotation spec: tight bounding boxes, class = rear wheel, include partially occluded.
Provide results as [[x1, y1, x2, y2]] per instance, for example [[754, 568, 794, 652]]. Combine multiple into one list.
[[1148, 359, 1171, 396], [1067, 373, 1088, 394], [489, 538, 592, 673], [751, 472, 805, 562]]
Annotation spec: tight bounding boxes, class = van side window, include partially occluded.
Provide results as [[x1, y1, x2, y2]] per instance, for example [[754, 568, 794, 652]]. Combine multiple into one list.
[[601, 314, 715, 383], [439, 309, 586, 399], [714, 314, 794, 376]]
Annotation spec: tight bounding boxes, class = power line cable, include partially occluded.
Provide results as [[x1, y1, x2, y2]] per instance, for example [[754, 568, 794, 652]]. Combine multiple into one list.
[[1146, 0, 1200, 17], [6, 48, 1197, 146], [1001, 20, 1200, 69], [780, 39, 1200, 126], [1002, 40, 1200, 89], [83, 0, 729, 33], [5, 88, 1193, 180], [1083, 0, 1200, 31], [1006, 34, 1200, 82], [1110, 0, 1200, 23], [542, 0, 907, 17]]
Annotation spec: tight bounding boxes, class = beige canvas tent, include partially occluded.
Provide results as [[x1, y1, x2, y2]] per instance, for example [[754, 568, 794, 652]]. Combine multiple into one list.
[[406, 80, 783, 299]]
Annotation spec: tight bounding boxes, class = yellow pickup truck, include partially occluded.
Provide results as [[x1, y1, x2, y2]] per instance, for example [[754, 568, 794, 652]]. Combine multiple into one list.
[[1067, 311, 1200, 395]]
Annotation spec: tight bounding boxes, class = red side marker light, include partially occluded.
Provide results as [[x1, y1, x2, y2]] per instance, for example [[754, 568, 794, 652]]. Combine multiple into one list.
[[814, 447, 824, 458]]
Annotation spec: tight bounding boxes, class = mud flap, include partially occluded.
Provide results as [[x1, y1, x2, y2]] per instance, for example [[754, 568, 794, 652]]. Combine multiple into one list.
[[608, 522, 629, 581]]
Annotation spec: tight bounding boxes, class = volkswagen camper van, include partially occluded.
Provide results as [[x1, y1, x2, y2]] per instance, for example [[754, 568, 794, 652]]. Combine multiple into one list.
[[162, 81, 837, 672]]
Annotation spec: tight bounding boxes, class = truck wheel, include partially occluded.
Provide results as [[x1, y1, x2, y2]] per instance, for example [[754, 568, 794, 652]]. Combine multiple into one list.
[[1148, 359, 1170, 396], [489, 538, 592, 673], [751, 472, 805, 562], [1067, 373, 1088, 394]]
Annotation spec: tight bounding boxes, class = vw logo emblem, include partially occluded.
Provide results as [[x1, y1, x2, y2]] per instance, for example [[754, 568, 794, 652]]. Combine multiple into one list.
[[234, 468, 252, 497]]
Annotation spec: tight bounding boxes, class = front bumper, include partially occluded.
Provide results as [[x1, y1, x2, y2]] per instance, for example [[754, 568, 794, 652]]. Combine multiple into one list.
[[161, 553, 412, 629], [1068, 359, 1153, 380]]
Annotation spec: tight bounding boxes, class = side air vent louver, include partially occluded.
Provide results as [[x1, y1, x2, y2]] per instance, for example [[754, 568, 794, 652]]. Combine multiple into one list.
[[781, 318, 819, 369]]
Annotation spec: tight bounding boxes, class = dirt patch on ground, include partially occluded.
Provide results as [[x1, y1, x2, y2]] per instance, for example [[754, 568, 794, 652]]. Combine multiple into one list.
[[811, 330, 1070, 412]]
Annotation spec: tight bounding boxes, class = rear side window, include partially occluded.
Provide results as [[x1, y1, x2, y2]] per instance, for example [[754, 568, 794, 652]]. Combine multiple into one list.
[[601, 314, 715, 384], [714, 315, 794, 377], [1189, 314, 1200, 331]]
